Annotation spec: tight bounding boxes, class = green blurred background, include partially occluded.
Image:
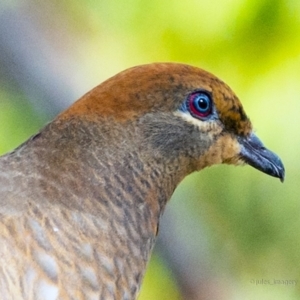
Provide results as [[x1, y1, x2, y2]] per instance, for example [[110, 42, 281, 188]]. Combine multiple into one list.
[[0, 0, 299, 299]]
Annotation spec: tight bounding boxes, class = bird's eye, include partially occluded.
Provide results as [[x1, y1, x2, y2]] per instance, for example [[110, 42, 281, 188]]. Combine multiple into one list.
[[187, 92, 212, 119]]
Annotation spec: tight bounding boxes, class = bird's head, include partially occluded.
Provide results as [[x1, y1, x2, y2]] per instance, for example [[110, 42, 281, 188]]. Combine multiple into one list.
[[60, 63, 284, 182]]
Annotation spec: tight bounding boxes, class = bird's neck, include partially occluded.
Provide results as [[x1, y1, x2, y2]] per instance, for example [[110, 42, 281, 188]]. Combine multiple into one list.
[[11, 117, 186, 299]]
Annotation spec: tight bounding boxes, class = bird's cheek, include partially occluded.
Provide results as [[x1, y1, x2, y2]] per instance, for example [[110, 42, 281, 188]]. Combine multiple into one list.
[[195, 135, 241, 170]]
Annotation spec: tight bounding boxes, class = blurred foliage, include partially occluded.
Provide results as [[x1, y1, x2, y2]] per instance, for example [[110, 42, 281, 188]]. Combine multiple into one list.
[[0, 0, 300, 299], [140, 254, 181, 300], [0, 88, 45, 153]]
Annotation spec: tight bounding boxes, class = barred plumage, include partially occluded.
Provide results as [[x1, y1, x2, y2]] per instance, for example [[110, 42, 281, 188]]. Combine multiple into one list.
[[0, 63, 284, 299]]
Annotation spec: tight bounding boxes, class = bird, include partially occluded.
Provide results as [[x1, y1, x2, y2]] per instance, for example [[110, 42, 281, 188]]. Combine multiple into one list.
[[0, 63, 284, 300]]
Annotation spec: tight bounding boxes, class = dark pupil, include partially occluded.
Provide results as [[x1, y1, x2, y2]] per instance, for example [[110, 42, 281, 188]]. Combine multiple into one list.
[[195, 96, 208, 111]]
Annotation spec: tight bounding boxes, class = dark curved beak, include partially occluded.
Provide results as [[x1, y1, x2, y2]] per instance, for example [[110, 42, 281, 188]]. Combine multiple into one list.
[[238, 133, 285, 182]]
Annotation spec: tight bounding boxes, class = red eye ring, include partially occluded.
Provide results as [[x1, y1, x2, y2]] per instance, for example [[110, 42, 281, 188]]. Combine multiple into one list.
[[187, 92, 212, 119]]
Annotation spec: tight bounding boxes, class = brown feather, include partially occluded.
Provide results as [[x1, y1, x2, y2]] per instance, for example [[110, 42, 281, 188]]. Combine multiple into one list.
[[0, 63, 278, 300]]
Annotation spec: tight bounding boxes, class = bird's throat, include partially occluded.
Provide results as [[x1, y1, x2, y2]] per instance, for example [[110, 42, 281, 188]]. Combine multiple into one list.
[[1, 118, 181, 299]]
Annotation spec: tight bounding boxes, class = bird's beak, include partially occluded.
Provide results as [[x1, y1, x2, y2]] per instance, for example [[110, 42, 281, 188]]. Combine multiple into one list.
[[238, 133, 285, 182]]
